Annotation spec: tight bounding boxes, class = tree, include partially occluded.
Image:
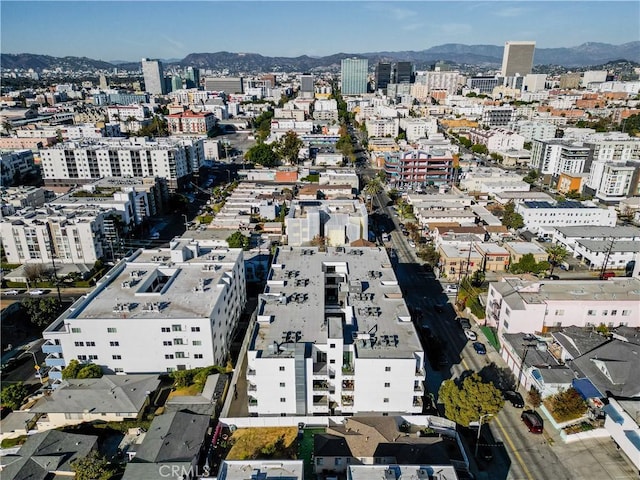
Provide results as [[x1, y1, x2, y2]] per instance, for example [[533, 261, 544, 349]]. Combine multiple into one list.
[[548, 387, 587, 422], [523, 169, 539, 185], [62, 359, 82, 379], [418, 244, 440, 267], [471, 144, 488, 155], [501, 202, 524, 230], [22, 297, 62, 327], [24, 263, 47, 289], [1, 382, 28, 410], [470, 269, 485, 287], [527, 386, 542, 408], [226, 231, 249, 249], [546, 244, 568, 275], [246, 143, 278, 168], [71, 450, 116, 480], [510, 253, 547, 274], [77, 363, 103, 379], [363, 177, 383, 210], [275, 131, 303, 165], [439, 373, 504, 426]]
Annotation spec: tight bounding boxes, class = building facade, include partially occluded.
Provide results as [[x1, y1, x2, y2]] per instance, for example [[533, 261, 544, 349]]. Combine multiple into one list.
[[384, 150, 455, 188], [341, 58, 369, 96], [167, 110, 216, 134], [501, 41, 536, 77], [515, 201, 617, 234], [141, 58, 166, 95]]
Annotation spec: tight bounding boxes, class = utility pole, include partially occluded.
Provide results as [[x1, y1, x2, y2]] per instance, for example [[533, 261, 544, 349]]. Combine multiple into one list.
[[518, 343, 538, 388]]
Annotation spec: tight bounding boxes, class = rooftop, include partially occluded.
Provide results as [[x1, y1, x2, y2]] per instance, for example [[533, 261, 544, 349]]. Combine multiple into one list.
[[554, 225, 640, 238], [576, 239, 640, 253]]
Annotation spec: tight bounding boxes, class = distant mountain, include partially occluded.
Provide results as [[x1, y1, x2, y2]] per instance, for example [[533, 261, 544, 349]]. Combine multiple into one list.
[[2, 42, 639, 73]]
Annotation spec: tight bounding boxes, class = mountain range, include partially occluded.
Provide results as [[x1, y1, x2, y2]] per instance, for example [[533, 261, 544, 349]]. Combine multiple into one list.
[[2, 42, 639, 73]]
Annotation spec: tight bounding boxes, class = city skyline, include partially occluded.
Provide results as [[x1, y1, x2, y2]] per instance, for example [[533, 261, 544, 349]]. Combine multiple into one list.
[[1, 1, 638, 62]]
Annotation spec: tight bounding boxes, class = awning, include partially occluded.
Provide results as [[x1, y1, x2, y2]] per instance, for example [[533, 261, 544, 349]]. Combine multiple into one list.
[[572, 377, 603, 400]]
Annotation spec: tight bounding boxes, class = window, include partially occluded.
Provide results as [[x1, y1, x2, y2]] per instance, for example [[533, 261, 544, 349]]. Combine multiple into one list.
[[74, 341, 84, 347], [88, 355, 98, 360], [165, 354, 174, 359], [194, 354, 203, 359], [175, 352, 186, 359], [192, 340, 202, 346], [161, 327, 170, 333], [622, 310, 631, 316], [505, 307, 511, 317], [107, 327, 117, 333], [602, 310, 608, 316], [174, 338, 184, 345], [77, 355, 87, 361], [316, 458, 324, 466], [383, 398, 389, 403], [280, 382, 286, 387], [587, 310, 596, 316], [279, 366, 285, 371], [112, 355, 122, 360], [171, 325, 182, 332], [114, 368, 124, 373], [163, 341, 172, 346], [611, 310, 618, 316], [86, 341, 96, 347], [385, 366, 391, 372], [554, 310, 564, 316], [280, 398, 286, 403], [191, 327, 200, 332], [71, 328, 81, 333], [110, 341, 119, 347], [384, 382, 391, 388], [335, 458, 343, 466], [330, 343, 336, 349]]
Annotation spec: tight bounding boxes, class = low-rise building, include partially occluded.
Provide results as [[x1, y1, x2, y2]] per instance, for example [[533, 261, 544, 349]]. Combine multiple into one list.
[[573, 239, 640, 270], [41, 242, 246, 378], [552, 225, 640, 251], [217, 461, 304, 480], [515, 200, 617, 235], [468, 128, 525, 153], [285, 200, 367, 246], [503, 241, 548, 264], [384, 149, 455, 188], [474, 243, 510, 272], [167, 109, 216, 134], [438, 243, 483, 277], [246, 246, 426, 416], [0, 149, 37, 186]]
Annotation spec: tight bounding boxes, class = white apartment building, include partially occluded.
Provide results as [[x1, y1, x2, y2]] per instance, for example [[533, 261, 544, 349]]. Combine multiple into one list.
[[246, 246, 425, 416], [106, 105, 148, 123], [313, 99, 339, 122], [42, 241, 246, 379], [318, 170, 360, 192], [584, 132, 640, 162], [508, 121, 556, 142], [515, 200, 617, 235], [458, 167, 529, 193], [399, 117, 438, 142], [365, 118, 400, 138], [487, 277, 640, 336], [468, 128, 525, 153], [0, 149, 36, 186], [1, 206, 111, 265], [530, 139, 591, 176], [586, 161, 639, 202], [581, 70, 608, 87], [413, 70, 461, 95], [573, 239, 640, 270], [269, 120, 313, 141], [481, 106, 516, 127], [552, 225, 640, 251], [39, 137, 204, 191], [522, 74, 547, 92], [285, 200, 368, 247]]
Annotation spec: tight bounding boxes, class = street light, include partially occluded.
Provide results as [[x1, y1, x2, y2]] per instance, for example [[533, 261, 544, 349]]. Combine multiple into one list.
[[517, 343, 538, 388], [474, 413, 494, 458], [30, 351, 44, 385]]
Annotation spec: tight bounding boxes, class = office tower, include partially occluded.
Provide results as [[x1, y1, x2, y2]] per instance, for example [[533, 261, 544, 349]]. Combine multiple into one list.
[[340, 58, 368, 95], [204, 77, 244, 94], [375, 63, 392, 91], [99, 74, 108, 90], [171, 75, 183, 92], [393, 62, 413, 84], [185, 67, 200, 89], [141, 58, 166, 95], [500, 41, 536, 77], [299, 73, 314, 98]]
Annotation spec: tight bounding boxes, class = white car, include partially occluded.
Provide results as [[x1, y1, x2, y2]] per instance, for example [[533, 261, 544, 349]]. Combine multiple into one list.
[[464, 329, 478, 341], [445, 284, 458, 293], [408, 240, 416, 248], [4, 290, 20, 296], [28, 289, 44, 296]]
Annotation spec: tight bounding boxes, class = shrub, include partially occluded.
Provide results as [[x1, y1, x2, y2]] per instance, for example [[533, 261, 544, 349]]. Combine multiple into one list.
[[547, 387, 587, 422]]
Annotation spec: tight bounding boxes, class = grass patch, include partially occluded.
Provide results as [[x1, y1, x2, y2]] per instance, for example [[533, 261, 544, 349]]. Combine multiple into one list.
[[227, 427, 298, 460], [1, 435, 27, 448], [481, 326, 500, 350], [299, 428, 324, 479], [198, 214, 214, 224], [167, 384, 203, 399]]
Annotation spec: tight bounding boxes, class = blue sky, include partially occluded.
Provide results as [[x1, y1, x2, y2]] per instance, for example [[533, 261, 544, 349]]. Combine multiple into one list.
[[1, 1, 638, 61]]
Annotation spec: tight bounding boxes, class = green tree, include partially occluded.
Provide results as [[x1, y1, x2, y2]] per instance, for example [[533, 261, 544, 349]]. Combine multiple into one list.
[[226, 231, 249, 249], [621, 113, 640, 136], [523, 169, 539, 185], [77, 363, 103, 379], [527, 386, 542, 408], [22, 297, 62, 327], [470, 269, 485, 287], [71, 450, 116, 480], [510, 253, 543, 274], [418, 244, 440, 267], [549, 387, 587, 422], [62, 359, 82, 379], [546, 244, 568, 275], [1, 382, 28, 409], [245, 143, 278, 168], [363, 177, 383, 210], [439, 373, 504, 426], [275, 131, 303, 165], [501, 202, 524, 230], [471, 144, 489, 155]]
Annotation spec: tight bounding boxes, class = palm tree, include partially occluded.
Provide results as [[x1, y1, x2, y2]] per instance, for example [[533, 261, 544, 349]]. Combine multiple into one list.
[[363, 177, 383, 211], [546, 244, 568, 275]]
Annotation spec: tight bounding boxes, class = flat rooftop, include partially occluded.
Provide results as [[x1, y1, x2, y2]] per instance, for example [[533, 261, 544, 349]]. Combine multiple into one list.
[[576, 239, 640, 253], [253, 246, 422, 359], [554, 225, 640, 238]]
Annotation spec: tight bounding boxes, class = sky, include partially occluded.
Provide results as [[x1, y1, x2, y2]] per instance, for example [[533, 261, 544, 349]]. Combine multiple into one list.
[[1, 1, 638, 62]]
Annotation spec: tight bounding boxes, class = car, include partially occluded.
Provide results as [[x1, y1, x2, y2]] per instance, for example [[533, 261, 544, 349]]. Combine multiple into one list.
[[445, 284, 458, 293], [457, 317, 472, 329], [402, 230, 409, 236], [4, 289, 20, 295], [28, 289, 45, 296], [472, 342, 487, 355], [599, 271, 615, 280], [464, 329, 477, 341], [543, 274, 560, 280], [504, 390, 525, 408], [408, 240, 416, 248], [521, 410, 544, 433]]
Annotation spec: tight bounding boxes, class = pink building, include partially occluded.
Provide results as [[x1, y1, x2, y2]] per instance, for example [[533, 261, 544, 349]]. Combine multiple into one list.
[[167, 110, 216, 134]]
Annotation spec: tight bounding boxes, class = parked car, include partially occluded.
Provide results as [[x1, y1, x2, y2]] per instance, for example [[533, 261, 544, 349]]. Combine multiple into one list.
[[599, 271, 615, 280], [472, 342, 487, 355], [457, 317, 472, 329], [504, 390, 525, 408], [521, 410, 544, 433], [408, 240, 416, 248], [445, 284, 458, 293], [28, 289, 45, 296], [4, 289, 20, 295], [544, 274, 560, 280], [464, 329, 477, 341]]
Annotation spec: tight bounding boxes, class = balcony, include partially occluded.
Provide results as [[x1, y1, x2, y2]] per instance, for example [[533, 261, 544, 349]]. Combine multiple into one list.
[[247, 368, 256, 376], [415, 368, 425, 377], [42, 342, 63, 355], [341, 364, 354, 375], [313, 381, 329, 391], [247, 383, 257, 392], [413, 396, 423, 407], [313, 395, 329, 407], [414, 382, 424, 393], [342, 380, 354, 391], [248, 396, 258, 406], [313, 362, 328, 376], [45, 354, 66, 368], [341, 395, 354, 406]]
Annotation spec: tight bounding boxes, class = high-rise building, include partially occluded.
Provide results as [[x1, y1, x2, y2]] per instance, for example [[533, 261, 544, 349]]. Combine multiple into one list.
[[341, 58, 368, 95], [393, 62, 413, 84], [171, 75, 183, 92], [500, 41, 536, 77], [204, 77, 244, 94], [185, 67, 200, 89], [375, 63, 392, 91], [141, 58, 166, 95], [299, 73, 314, 98]]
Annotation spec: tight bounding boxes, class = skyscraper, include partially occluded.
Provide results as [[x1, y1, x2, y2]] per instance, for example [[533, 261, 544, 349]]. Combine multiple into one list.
[[500, 41, 536, 77], [185, 67, 200, 89], [299, 73, 314, 98], [375, 62, 392, 91], [141, 58, 166, 95], [340, 58, 368, 95], [393, 62, 413, 84]]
